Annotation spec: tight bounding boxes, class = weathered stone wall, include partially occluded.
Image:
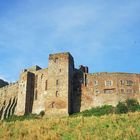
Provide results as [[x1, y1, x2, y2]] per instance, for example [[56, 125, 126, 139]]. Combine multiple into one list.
[[0, 83, 18, 120], [31, 68, 48, 114], [15, 71, 35, 115], [80, 72, 140, 111], [44, 52, 74, 116], [1, 52, 140, 118]]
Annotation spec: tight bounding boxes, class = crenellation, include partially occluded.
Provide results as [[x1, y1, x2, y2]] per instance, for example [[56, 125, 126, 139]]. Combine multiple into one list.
[[0, 52, 140, 119]]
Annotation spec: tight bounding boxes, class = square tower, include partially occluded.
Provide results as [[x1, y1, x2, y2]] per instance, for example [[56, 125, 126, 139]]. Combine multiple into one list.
[[15, 71, 35, 115], [46, 52, 74, 116]]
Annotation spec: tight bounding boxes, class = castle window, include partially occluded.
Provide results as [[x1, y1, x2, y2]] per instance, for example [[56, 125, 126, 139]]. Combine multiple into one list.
[[35, 75, 38, 88], [41, 74, 43, 79], [105, 81, 113, 86], [104, 89, 114, 94], [3, 100, 6, 105], [35, 90, 38, 100], [54, 58, 58, 63], [51, 102, 55, 108], [126, 80, 133, 86], [56, 80, 59, 86], [121, 89, 125, 93], [45, 80, 48, 90], [94, 90, 100, 94], [127, 89, 133, 93], [84, 74, 87, 86], [59, 69, 61, 72], [120, 80, 125, 85], [94, 80, 98, 86], [56, 91, 59, 97]]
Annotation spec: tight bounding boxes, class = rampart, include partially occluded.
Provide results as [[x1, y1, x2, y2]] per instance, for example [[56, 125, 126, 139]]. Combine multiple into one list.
[[0, 82, 18, 120]]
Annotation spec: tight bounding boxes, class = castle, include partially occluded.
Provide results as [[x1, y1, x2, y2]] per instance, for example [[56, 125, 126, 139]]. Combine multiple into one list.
[[0, 52, 140, 119]]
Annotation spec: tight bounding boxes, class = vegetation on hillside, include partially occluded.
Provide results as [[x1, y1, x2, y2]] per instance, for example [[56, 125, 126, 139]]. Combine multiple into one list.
[[74, 99, 140, 117], [0, 112, 140, 140], [1, 99, 140, 140]]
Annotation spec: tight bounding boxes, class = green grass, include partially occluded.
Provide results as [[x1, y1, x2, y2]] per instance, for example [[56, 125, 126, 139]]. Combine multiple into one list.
[[0, 112, 140, 140], [4, 114, 40, 122]]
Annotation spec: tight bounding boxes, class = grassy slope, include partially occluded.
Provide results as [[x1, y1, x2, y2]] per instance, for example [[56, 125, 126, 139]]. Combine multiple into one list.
[[0, 112, 140, 140]]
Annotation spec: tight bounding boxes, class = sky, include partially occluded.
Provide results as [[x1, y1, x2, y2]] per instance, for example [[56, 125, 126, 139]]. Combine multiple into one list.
[[0, 0, 140, 82]]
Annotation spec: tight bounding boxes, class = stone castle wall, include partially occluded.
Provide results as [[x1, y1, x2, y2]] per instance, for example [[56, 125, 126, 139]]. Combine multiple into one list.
[[0, 82, 18, 120], [80, 72, 140, 111], [0, 52, 140, 119], [45, 53, 74, 116]]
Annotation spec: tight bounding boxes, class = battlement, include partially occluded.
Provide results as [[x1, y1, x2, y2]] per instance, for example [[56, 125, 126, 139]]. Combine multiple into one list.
[[89, 72, 140, 76], [22, 65, 42, 73], [49, 52, 74, 62]]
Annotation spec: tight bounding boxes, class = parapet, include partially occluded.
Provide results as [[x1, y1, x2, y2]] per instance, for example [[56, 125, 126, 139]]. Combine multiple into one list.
[[22, 65, 42, 73], [49, 52, 74, 61], [90, 72, 140, 76]]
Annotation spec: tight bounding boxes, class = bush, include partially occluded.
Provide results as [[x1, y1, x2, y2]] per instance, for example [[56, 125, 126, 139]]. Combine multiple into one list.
[[126, 99, 139, 112], [116, 102, 128, 114], [77, 105, 114, 117], [74, 99, 140, 117], [39, 110, 45, 117]]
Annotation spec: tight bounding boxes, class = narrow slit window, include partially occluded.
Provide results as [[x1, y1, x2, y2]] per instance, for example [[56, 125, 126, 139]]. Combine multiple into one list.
[[56, 91, 59, 97], [56, 80, 59, 86], [35, 90, 38, 100], [51, 102, 55, 108], [45, 80, 48, 90]]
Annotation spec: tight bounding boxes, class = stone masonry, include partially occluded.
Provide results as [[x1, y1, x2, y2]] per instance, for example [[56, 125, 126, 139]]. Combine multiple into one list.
[[0, 52, 140, 119]]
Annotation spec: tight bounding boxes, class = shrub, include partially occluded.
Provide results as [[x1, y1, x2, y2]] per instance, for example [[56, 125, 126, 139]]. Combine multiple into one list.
[[126, 99, 139, 112], [116, 102, 128, 114], [39, 110, 45, 117], [77, 105, 114, 117]]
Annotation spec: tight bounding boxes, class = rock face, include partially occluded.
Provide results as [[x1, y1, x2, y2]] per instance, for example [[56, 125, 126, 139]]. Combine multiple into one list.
[[0, 52, 140, 119]]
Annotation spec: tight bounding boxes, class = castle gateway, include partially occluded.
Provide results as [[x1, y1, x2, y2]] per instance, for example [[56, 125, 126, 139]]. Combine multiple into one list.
[[0, 52, 140, 119]]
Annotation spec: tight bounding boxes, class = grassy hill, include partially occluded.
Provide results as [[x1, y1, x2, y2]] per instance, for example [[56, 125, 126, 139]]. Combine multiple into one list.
[[0, 112, 140, 140]]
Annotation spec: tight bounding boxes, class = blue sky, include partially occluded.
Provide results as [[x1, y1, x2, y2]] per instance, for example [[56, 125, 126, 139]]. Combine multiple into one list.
[[0, 0, 140, 82]]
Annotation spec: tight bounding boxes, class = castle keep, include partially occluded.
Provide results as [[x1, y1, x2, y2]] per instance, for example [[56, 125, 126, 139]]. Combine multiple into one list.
[[0, 52, 140, 119]]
